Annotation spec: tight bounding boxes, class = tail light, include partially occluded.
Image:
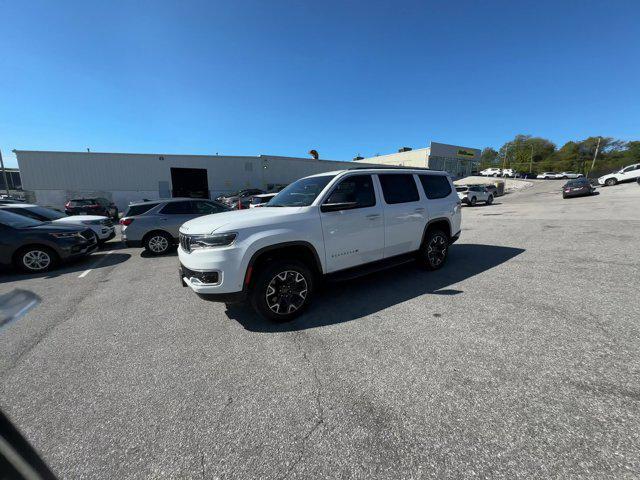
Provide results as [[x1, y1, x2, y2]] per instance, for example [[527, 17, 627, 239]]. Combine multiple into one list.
[[120, 218, 134, 226], [65, 201, 71, 208], [237, 199, 243, 210]]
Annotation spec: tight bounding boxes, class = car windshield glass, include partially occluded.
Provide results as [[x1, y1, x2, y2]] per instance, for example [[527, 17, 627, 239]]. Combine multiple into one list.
[[268, 175, 335, 207], [71, 199, 95, 206], [25, 206, 67, 220], [0, 209, 45, 227]]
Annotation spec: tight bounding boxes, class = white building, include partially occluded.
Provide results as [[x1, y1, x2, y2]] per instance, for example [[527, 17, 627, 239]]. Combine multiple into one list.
[[354, 142, 480, 177], [14, 150, 378, 210]]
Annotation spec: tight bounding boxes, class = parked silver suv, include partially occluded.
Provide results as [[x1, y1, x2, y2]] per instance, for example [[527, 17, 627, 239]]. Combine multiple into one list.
[[121, 198, 230, 255]]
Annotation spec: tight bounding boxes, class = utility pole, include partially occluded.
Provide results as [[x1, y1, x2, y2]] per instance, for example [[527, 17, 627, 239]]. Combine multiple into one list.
[[529, 144, 534, 173], [0, 149, 10, 196], [589, 137, 601, 175]]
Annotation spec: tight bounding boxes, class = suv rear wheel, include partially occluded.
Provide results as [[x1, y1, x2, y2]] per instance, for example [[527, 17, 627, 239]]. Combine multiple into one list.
[[144, 231, 172, 255], [16, 246, 58, 273], [605, 178, 617, 186], [251, 260, 314, 322], [417, 229, 449, 270], [486, 194, 494, 205]]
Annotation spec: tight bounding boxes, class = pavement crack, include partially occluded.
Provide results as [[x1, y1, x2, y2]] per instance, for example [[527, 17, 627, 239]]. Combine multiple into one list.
[[277, 335, 326, 480]]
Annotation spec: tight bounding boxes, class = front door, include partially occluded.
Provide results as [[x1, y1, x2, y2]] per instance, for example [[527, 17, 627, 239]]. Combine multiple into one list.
[[319, 174, 384, 272]]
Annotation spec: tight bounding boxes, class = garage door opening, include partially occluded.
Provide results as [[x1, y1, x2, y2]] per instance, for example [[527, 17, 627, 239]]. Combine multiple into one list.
[[170, 168, 209, 199]]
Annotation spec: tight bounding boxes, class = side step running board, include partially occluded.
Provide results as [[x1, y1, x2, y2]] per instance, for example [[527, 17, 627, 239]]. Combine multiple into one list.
[[326, 254, 416, 282]]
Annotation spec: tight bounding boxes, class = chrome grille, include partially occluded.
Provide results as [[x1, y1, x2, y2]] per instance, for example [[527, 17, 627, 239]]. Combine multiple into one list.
[[179, 233, 191, 253]]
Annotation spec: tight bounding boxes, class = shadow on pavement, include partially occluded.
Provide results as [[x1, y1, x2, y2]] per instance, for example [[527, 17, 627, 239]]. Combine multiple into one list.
[[0, 251, 131, 284], [225, 243, 525, 332]]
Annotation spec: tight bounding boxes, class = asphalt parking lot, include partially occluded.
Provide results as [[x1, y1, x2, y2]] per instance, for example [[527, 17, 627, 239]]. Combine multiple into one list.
[[1, 180, 639, 479]]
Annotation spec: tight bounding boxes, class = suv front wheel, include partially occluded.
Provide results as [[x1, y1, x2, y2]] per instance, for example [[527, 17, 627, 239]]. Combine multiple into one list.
[[417, 229, 449, 271], [251, 260, 315, 322]]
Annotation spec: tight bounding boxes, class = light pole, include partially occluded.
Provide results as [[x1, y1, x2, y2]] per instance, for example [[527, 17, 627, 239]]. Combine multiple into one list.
[[0, 149, 10, 196]]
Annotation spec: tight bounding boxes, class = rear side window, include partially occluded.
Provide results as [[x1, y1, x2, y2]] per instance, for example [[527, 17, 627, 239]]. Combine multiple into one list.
[[125, 203, 159, 217], [160, 201, 195, 214], [70, 199, 95, 206], [419, 175, 452, 199], [378, 174, 419, 204], [324, 175, 376, 208]]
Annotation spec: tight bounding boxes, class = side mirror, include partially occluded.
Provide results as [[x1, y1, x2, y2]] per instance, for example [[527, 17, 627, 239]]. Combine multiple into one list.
[[320, 201, 358, 213]]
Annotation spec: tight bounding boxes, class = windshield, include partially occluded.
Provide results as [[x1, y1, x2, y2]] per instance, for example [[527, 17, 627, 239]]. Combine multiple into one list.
[[70, 199, 96, 206], [0, 209, 45, 228], [268, 175, 335, 207], [26, 206, 67, 220]]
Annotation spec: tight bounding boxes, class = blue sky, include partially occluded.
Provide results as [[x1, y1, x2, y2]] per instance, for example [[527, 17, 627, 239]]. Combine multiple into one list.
[[1, 0, 639, 168]]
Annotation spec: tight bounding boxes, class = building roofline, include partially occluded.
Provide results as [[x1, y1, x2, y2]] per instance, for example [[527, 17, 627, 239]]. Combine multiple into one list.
[[12, 149, 378, 165]]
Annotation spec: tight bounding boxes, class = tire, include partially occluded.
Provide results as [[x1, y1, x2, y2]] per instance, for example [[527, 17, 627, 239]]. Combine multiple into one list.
[[15, 246, 58, 273], [144, 231, 172, 255], [605, 178, 617, 186], [417, 229, 449, 271], [486, 195, 493, 205], [250, 260, 314, 322], [470, 196, 477, 206]]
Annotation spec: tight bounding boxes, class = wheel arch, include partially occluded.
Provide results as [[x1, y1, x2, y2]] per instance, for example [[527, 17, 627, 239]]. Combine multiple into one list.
[[421, 218, 452, 246], [245, 241, 323, 288], [12, 243, 60, 265], [142, 229, 175, 244]]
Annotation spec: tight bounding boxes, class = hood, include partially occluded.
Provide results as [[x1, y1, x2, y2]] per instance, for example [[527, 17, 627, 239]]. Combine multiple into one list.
[[53, 215, 107, 223], [180, 207, 305, 235], [24, 222, 86, 233]]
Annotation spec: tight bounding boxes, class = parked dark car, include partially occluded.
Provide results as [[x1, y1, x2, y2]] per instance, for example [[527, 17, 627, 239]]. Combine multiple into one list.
[[215, 189, 264, 209], [562, 177, 596, 199], [65, 197, 119, 220], [0, 209, 98, 272], [517, 172, 538, 179], [0, 198, 25, 204]]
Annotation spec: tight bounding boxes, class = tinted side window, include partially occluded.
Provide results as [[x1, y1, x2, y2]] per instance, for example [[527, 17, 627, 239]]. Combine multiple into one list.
[[419, 175, 452, 199], [125, 203, 159, 217], [324, 175, 376, 208], [378, 174, 419, 204], [160, 201, 195, 215]]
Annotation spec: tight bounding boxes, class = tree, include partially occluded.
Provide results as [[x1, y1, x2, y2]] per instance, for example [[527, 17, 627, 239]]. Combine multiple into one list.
[[480, 147, 498, 168]]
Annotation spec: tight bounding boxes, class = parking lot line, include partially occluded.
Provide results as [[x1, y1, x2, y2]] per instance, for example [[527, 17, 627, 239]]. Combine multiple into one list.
[[78, 250, 114, 278]]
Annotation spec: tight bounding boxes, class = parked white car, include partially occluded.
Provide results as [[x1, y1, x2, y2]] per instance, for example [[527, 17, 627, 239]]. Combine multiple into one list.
[[249, 193, 277, 208], [536, 172, 560, 179], [0, 204, 115, 243], [178, 168, 462, 321], [480, 168, 502, 177], [456, 185, 494, 206], [598, 163, 640, 186], [558, 172, 584, 179]]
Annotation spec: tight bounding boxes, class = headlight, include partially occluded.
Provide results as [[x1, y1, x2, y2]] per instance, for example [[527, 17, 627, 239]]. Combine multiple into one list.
[[81, 219, 103, 225], [190, 232, 237, 249], [50, 232, 82, 238]]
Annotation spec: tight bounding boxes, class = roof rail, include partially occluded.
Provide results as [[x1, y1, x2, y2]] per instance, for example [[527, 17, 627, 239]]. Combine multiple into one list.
[[348, 165, 432, 171]]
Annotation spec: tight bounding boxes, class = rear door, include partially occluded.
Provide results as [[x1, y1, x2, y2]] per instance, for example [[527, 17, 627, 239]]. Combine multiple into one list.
[[377, 173, 426, 258], [157, 201, 200, 238], [319, 174, 384, 272]]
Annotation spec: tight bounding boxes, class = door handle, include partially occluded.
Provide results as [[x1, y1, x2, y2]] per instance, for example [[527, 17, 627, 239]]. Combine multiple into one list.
[[414, 208, 425, 213], [366, 214, 380, 220]]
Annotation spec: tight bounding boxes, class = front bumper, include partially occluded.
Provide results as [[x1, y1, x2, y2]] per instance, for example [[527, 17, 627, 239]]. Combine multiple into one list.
[[178, 244, 246, 295]]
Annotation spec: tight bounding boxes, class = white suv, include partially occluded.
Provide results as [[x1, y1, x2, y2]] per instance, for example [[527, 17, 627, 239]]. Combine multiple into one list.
[[480, 168, 502, 177], [598, 163, 640, 186], [178, 168, 462, 321]]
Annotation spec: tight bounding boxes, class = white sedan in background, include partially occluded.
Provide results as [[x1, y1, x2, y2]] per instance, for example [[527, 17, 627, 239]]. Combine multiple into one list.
[[0, 204, 115, 243]]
